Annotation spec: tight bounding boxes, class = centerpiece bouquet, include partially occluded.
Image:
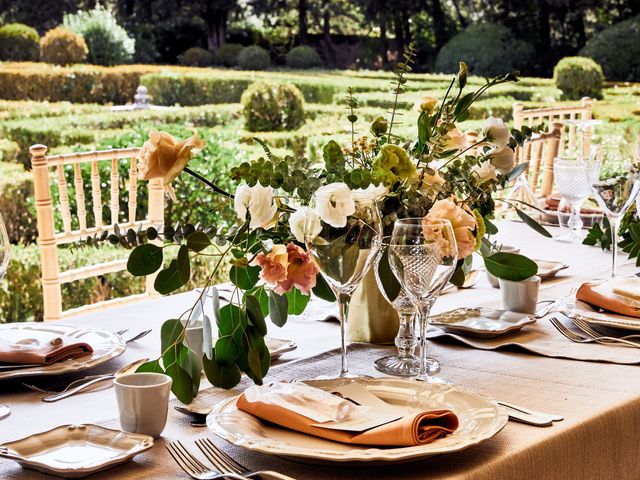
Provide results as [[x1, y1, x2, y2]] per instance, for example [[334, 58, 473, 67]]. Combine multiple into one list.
[[94, 48, 548, 402]]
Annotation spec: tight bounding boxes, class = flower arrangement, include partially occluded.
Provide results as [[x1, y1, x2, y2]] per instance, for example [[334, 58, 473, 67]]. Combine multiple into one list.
[[93, 48, 549, 401]]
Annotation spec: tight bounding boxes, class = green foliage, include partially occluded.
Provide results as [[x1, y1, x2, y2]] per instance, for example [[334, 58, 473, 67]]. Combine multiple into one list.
[[143, 73, 252, 106], [179, 47, 213, 67], [0, 23, 39, 61], [580, 16, 640, 82], [435, 23, 533, 77], [285, 46, 323, 69], [63, 5, 135, 66], [0, 161, 37, 243], [238, 45, 271, 70], [215, 43, 244, 67], [553, 57, 604, 100], [483, 252, 538, 281], [241, 81, 305, 132], [40, 27, 88, 66]]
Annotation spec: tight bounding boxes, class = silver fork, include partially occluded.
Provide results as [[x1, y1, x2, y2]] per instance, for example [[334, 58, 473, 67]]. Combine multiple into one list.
[[550, 317, 640, 348], [166, 441, 246, 480], [571, 317, 640, 341], [195, 438, 296, 480], [123, 329, 152, 343]]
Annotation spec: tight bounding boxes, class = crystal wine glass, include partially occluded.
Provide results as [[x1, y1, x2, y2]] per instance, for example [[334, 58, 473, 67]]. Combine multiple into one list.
[[388, 218, 457, 381], [591, 143, 640, 278], [305, 189, 381, 377], [553, 156, 599, 243], [0, 211, 10, 421], [372, 237, 419, 377]]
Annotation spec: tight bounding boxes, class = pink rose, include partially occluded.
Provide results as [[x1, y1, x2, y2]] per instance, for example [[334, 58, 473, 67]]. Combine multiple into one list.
[[425, 198, 477, 259], [255, 244, 288, 288]]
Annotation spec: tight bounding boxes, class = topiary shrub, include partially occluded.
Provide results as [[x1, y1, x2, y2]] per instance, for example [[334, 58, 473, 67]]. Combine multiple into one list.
[[435, 23, 533, 77], [553, 56, 604, 100], [40, 27, 88, 65], [215, 43, 244, 67], [63, 5, 135, 66], [238, 45, 271, 70], [286, 45, 323, 69], [0, 23, 40, 61], [241, 81, 305, 132], [178, 47, 213, 67], [580, 16, 640, 82]]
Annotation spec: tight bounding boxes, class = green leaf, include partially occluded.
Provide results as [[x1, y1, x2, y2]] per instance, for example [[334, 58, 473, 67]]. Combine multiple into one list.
[[454, 92, 474, 119], [154, 259, 187, 294], [229, 265, 260, 290], [202, 314, 214, 361], [127, 244, 163, 276], [246, 328, 266, 382], [246, 294, 267, 335], [136, 359, 164, 373], [484, 252, 538, 281], [268, 292, 288, 327], [312, 274, 336, 302], [449, 261, 466, 287], [203, 355, 241, 389], [508, 163, 528, 181], [376, 246, 401, 302], [166, 363, 194, 404], [484, 216, 499, 235], [177, 245, 190, 284], [160, 319, 184, 354], [215, 335, 239, 365], [286, 288, 311, 315], [186, 231, 211, 252], [514, 208, 552, 238], [247, 286, 270, 316], [180, 348, 201, 396]]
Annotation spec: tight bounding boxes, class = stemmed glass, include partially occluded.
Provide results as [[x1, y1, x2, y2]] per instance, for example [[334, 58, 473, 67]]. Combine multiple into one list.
[[553, 156, 599, 243], [372, 237, 419, 377], [305, 191, 381, 377], [591, 143, 640, 278], [0, 211, 11, 421], [387, 218, 457, 381]]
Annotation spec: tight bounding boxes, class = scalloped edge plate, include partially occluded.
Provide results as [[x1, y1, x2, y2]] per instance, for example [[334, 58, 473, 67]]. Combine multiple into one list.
[[430, 307, 536, 338], [560, 297, 640, 331]]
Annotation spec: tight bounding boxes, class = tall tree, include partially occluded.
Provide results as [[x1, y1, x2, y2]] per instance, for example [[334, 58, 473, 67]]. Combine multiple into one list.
[[204, 0, 238, 55]]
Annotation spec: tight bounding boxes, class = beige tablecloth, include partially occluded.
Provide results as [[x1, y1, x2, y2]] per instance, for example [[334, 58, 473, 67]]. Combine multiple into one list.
[[2, 221, 640, 480]]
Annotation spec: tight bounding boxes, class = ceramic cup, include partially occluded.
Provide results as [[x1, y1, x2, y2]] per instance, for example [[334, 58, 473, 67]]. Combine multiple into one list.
[[114, 373, 172, 438], [499, 275, 541, 314], [486, 245, 521, 288], [182, 318, 204, 361]]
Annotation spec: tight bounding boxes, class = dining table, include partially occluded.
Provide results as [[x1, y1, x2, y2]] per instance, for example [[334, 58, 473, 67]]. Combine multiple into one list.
[[2, 220, 640, 480]]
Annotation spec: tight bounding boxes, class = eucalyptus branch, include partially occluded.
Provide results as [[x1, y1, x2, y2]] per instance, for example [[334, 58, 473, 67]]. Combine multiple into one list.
[[438, 136, 488, 170], [430, 76, 455, 137], [183, 166, 234, 199]]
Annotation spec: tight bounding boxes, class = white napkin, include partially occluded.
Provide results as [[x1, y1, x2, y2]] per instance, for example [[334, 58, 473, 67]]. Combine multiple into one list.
[[244, 382, 364, 423], [593, 278, 640, 308]]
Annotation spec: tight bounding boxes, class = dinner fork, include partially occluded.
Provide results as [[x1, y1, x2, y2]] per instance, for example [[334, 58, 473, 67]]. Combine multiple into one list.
[[166, 441, 246, 480], [550, 317, 640, 348], [571, 317, 640, 343], [195, 438, 297, 480]]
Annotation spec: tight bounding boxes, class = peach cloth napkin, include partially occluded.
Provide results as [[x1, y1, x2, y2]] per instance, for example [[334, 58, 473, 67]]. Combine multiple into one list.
[[576, 281, 640, 318], [0, 330, 93, 365], [236, 393, 459, 447]]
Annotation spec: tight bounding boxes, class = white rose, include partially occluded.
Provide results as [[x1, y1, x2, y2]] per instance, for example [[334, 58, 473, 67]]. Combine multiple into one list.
[[315, 182, 355, 228], [482, 116, 510, 147], [488, 146, 515, 174], [289, 206, 322, 243], [354, 183, 388, 201], [471, 161, 497, 183], [234, 182, 278, 230]]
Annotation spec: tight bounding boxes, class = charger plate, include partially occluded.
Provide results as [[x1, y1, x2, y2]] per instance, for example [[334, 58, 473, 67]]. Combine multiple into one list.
[[560, 298, 640, 331], [207, 377, 508, 464], [0, 323, 126, 381], [431, 308, 536, 338], [0, 424, 153, 478]]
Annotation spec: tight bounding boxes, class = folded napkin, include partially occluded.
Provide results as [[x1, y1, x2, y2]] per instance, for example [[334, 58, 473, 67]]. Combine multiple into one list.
[[236, 383, 459, 447], [576, 280, 640, 318], [0, 330, 93, 365]]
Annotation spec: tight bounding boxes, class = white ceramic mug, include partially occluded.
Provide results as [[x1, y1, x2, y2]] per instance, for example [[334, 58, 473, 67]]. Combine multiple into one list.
[[499, 275, 541, 314], [182, 318, 204, 361], [114, 373, 172, 438], [486, 245, 521, 288]]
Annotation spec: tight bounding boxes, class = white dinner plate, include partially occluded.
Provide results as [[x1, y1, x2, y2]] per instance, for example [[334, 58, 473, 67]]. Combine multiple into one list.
[[430, 307, 536, 338], [207, 377, 508, 464], [265, 337, 297, 360], [0, 323, 126, 381], [0, 424, 153, 478], [559, 298, 640, 331], [534, 260, 569, 280]]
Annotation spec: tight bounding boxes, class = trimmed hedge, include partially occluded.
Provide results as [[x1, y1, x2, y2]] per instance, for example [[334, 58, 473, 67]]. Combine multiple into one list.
[[238, 45, 271, 70], [0, 23, 40, 61], [179, 47, 213, 67], [241, 81, 305, 132], [553, 56, 604, 100], [286, 46, 323, 69], [0, 162, 37, 244], [40, 27, 88, 65]]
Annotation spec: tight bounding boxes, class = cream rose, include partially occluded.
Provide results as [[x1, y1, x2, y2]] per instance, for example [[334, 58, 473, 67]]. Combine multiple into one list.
[[471, 161, 497, 183], [289, 206, 322, 243], [414, 95, 438, 113], [482, 116, 510, 147], [137, 130, 205, 201], [315, 182, 355, 228], [234, 182, 278, 230], [488, 146, 515, 174]]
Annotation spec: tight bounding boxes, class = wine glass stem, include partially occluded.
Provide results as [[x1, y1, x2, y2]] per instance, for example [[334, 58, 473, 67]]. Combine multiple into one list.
[[338, 293, 351, 377], [417, 304, 432, 380], [568, 200, 584, 238], [611, 216, 621, 278], [396, 313, 417, 359]]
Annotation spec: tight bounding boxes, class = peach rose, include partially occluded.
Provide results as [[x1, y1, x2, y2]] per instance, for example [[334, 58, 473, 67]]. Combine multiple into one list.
[[425, 198, 477, 259], [137, 130, 205, 201], [254, 244, 289, 287], [442, 127, 468, 152], [277, 244, 320, 295]]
